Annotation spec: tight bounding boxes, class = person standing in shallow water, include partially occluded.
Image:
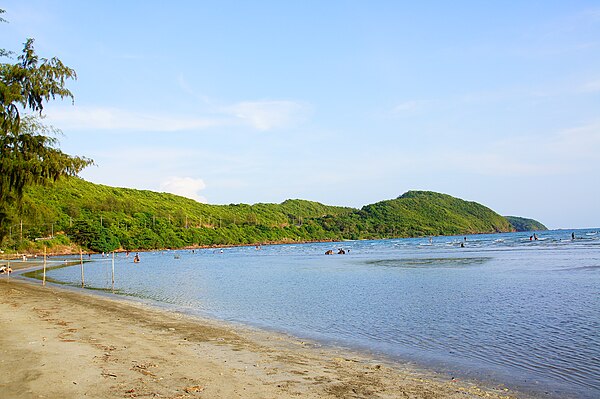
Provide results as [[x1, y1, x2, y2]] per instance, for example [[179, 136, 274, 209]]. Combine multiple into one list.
[[572, 232, 575, 240]]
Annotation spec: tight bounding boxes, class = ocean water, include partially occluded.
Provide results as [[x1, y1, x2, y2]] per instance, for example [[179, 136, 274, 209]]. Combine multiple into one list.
[[44, 229, 600, 398]]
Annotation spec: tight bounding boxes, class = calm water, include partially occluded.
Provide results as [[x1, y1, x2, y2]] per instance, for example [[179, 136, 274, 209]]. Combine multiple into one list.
[[44, 229, 600, 398]]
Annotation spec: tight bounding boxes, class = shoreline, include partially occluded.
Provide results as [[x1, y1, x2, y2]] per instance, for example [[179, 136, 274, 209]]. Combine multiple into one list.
[[0, 276, 537, 399], [0, 238, 346, 259], [4, 225, 584, 261], [3, 228, 553, 259]]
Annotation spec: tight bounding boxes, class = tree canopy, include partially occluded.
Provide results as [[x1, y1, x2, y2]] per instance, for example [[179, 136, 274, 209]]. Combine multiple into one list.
[[1, 10, 92, 243]]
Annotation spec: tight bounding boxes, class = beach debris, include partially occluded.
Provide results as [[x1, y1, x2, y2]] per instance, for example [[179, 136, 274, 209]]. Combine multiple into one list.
[[101, 370, 117, 378], [184, 385, 205, 393], [131, 362, 158, 377]]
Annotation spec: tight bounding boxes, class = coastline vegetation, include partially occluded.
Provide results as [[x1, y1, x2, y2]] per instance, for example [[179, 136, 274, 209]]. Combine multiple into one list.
[[0, 177, 546, 254], [504, 216, 548, 232], [1, 10, 92, 251]]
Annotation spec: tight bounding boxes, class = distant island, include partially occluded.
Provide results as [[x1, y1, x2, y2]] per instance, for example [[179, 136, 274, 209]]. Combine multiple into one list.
[[0, 177, 546, 254]]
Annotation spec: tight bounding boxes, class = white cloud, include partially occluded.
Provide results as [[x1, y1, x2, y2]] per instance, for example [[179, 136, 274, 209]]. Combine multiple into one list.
[[159, 177, 207, 203], [438, 152, 560, 176], [431, 121, 600, 177], [45, 106, 225, 132], [224, 100, 312, 130], [45, 99, 312, 132], [579, 79, 600, 93], [549, 122, 600, 159], [176, 74, 213, 104], [392, 100, 422, 114]]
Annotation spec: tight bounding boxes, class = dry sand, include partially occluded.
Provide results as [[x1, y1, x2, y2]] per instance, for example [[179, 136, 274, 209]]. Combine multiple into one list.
[[0, 276, 532, 399]]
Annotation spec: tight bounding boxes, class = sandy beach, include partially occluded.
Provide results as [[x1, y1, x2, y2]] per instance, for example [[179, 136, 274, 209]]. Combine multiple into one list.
[[0, 274, 531, 399]]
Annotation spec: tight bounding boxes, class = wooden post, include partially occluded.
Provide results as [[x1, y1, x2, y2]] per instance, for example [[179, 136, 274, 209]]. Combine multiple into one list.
[[80, 249, 85, 288], [43, 246, 47, 286], [111, 251, 115, 292]]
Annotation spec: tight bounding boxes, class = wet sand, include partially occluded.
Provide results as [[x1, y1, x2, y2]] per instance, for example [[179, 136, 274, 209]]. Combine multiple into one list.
[[0, 277, 530, 399]]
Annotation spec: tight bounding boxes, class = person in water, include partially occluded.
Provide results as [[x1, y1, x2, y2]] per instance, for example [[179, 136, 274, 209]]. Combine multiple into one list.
[[0, 265, 13, 274], [133, 253, 140, 263], [572, 232, 575, 240]]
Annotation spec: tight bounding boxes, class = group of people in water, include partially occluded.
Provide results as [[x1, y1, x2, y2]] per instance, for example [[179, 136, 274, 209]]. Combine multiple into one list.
[[124, 251, 141, 263], [325, 248, 349, 255]]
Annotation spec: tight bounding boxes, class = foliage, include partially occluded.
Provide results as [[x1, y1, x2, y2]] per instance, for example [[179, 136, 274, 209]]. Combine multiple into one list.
[[1, 38, 77, 135], [505, 216, 548, 232], [0, 19, 92, 242], [0, 9, 10, 59], [0, 177, 546, 252], [317, 191, 515, 239]]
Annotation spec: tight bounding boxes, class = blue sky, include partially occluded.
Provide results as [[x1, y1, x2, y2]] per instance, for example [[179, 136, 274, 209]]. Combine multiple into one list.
[[3, 1, 600, 229]]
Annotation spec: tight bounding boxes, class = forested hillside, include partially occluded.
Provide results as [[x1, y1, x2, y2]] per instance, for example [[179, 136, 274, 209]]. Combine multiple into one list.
[[0, 178, 544, 253], [505, 216, 548, 232], [357, 191, 514, 237]]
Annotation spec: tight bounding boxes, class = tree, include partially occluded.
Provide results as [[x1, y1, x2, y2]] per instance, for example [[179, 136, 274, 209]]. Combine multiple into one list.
[[0, 10, 9, 59], [1, 10, 92, 243]]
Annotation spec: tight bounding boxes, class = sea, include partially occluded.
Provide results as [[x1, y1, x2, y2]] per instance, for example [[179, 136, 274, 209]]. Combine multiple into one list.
[[35, 229, 600, 398]]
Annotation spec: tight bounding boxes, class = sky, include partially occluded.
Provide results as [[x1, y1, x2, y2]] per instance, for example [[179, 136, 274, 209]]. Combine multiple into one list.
[[2, 1, 600, 229]]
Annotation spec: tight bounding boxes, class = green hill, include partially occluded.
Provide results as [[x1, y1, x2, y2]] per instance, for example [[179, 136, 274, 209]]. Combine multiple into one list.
[[357, 191, 514, 237], [504, 216, 548, 232], [0, 178, 544, 253], [9, 177, 351, 252]]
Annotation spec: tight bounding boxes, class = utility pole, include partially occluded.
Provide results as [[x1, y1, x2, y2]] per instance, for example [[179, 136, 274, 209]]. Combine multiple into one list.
[[80, 249, 84, 288], [111, 251, 115, 292], [43, 247, 47, 286]]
